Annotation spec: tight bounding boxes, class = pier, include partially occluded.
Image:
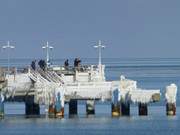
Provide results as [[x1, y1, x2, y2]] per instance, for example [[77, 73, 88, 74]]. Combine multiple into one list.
[[0, 67, 7, 117], [0, 65, 163, 118], [0, 42, 178, 119]]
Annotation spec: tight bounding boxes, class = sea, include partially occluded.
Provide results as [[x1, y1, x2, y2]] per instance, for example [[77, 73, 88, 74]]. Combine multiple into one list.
[[0, 58, 180, 135]]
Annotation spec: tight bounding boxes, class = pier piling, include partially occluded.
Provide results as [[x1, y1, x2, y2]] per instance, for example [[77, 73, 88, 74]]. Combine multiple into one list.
[[138, 103, 148, 116], [166, 103, 176, 116], [25, 102, 40, 117], [121, 102, 130, 116], [111, 103, 121, 117], [69, 99, 78, 117], [0, 101, 4, 118], [165, 84, 177, 116], [111, 89, 121, 117], [86, 100, 95, 115], [55, 92, 64, 118], [48, 104, 55, 118], [25, 96, 40, 117]]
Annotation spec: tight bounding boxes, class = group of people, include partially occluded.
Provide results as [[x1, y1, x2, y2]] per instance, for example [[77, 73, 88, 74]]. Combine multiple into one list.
[[31, 59, 47, 71], [64, 58, 82, 70], [31, 58, 82, 71]]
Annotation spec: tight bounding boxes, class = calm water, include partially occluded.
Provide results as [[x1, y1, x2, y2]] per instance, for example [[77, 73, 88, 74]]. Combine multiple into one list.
[[0, 58, 180, 135]]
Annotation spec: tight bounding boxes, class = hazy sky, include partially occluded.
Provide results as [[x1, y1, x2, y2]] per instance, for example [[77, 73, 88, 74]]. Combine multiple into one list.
[[0, 0, 180, 59]]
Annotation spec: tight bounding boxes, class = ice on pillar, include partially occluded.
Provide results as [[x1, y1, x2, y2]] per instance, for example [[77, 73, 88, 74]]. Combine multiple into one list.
[[165, 84, 177, 116], [0, 93, 4, 118], [86, 100, 95, 115], [119, 76, 136, 116], [111, 89, 121, 117], [55, 91, 64, 118]]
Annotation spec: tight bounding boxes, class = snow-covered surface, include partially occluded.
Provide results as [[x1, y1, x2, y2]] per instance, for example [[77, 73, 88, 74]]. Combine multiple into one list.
[[129, 89, 160, 103], [112, 88, 121, 104], [65, 82, 112, 100], [29, 69, 161, 104], [4, 73, 32, 97], [165, 84, 177, 103], [3, 67, 162, 106], [119, 76, 160, 103], [0, 93, 4, 102], [63, 75, 74, 83], [119, 75, 137, 91], [119, 76, 137, 102]]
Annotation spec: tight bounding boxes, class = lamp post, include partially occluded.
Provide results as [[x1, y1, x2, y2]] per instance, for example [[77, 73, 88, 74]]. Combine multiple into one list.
[[42, 41, 54, 67], [2, 41, 15, 75], [94, 40, 106, 80], [94, 40, 106, 67]]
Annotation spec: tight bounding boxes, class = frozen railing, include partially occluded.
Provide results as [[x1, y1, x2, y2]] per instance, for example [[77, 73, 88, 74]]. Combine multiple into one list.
[[28, 67, 65, 106], [128, 89, 160, 103], [119, 76, 160, 103]]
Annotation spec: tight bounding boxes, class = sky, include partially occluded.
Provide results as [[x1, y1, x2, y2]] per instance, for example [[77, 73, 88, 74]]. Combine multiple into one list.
[[0, 0, 180, 59]]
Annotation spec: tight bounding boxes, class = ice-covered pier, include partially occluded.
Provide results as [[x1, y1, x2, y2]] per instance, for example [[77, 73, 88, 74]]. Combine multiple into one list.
[[0, 63, 163, 118], [0, 41, 177, 118]]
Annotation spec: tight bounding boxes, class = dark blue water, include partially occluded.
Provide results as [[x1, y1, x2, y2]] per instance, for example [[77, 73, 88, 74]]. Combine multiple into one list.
[[0, 58, 180, 135], [1, 104, 180, 135]]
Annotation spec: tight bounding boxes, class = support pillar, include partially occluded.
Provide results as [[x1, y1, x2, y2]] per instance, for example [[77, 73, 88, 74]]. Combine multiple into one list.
[[166, 103, 176, 116], [25, 102, 40, 117], [165, 84, 177, 116], [48, 104, 55, 118], [55, 92, 64, 118], [25, 96, 40, 117], [0, 102, 4, 118], [138, 103, 148, 116], [0, 93, 4, 118], [111, 89, 121, 117], [86, 100, 95, 115], [111, 103, 121, 117], [121, 102, 130, 116], [69, 99, 78, 117]]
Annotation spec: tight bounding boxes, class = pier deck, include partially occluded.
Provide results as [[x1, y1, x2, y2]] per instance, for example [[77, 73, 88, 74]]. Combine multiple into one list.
[[0, 65, 164, 117]]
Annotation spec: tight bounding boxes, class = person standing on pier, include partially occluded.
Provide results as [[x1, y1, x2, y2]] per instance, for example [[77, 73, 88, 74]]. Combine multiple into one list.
[[38, 59, 46, 71], [64, 59, 69, 70], [74, 58, 81, 71], [77, 58, 81, 67], [31, 60, 36, 70], [74, 58, 78, 67]]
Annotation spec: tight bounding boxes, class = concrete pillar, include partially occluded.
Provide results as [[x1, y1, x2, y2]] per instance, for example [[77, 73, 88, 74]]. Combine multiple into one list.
[[48, 104, 55, 118], [55, 92, 64, 118], [111, 89, 121, 117], [166, 103, 176, 116], [86, 100, 95, 115], [121, 102, 130, 116], [0, 102, 4, 118], [165, 84, 177, 116], [69, 99, 78, 117], [138, 103, 148, 116], [0, 93, 4, 118], [111, 103, 121, 117], [25, 96, 40, 117], [25, 102, 40, 116]]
